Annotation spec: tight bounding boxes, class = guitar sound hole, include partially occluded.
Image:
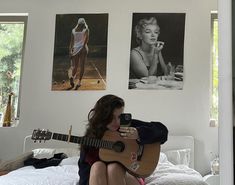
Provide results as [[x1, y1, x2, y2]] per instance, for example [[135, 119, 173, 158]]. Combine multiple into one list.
[[112, 141, 125, 152]]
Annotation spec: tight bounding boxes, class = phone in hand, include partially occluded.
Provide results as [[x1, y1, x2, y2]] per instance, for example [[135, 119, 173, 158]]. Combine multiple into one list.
[[120, 113, 132, 127]]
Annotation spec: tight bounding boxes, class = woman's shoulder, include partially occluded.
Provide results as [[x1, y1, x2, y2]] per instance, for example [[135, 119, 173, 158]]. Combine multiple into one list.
[[130, 47, 144, 61], [131, 46, 141, 53]]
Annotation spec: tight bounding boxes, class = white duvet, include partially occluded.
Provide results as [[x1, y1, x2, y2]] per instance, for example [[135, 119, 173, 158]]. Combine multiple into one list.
[[0, 154, 208, 185], [145, 153, 208, 185]]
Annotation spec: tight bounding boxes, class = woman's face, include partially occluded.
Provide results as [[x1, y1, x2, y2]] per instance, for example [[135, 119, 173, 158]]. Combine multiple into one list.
[[106, 107, 124, 131], [140, 24, 160, 45]]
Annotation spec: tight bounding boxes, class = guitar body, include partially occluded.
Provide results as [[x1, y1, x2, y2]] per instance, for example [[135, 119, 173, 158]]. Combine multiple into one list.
[[99, 130, 160, 177]]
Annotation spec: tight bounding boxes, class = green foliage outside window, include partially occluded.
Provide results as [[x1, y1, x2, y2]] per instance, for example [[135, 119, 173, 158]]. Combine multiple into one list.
[[0, 23, 24, 120], [211, 17, 218, 121]]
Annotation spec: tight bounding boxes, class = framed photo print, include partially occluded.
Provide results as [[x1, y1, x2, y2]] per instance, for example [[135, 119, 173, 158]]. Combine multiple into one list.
[[129, 13, 185, 90], [51, 13, 108, 91]]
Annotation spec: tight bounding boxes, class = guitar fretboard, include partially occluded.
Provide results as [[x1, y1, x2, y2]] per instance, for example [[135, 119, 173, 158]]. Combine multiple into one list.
[[52, 132, 114, 149]]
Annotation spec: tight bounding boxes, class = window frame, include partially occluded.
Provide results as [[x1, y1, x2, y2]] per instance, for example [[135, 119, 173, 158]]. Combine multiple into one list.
[[210, 12, 218, 124], [0, 14, 28, 124]]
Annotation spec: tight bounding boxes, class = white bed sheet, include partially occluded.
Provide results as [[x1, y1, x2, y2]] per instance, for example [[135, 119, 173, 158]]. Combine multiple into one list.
[[0, 154, 208, 185], [0, 164, 79, 185]]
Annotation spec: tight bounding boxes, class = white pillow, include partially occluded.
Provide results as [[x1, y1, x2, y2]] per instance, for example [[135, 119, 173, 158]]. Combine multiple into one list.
[[164, 148, 191, 166], [32, 148, 80, 159], [59, 156, 79, 166], [32, 148, 56, 159], [54, 148, 80, 157]]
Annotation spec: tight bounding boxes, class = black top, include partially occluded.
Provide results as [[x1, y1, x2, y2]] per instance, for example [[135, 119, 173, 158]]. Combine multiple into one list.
[[78, 119, 168, 185]]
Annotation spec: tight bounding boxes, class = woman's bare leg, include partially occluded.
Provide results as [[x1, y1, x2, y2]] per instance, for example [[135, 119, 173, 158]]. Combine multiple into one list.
[[125, 172, 141, 185], [75, 50, 87, 89], [67, 55, 79, 89], [90, 162, 139, 185], [72, 55, 79, 78], [106, 163, 127, 185], [67, 61, 74, 89], [89, 161, 108, 185], [79, 53, 86, 81]]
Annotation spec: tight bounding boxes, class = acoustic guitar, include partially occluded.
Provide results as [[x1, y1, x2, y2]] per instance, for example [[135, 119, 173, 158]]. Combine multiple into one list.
[[31, 129, 160, 177]]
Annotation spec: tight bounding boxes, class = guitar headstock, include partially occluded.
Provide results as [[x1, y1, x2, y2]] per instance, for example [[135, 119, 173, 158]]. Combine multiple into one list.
[[31, 129, 52, 142]]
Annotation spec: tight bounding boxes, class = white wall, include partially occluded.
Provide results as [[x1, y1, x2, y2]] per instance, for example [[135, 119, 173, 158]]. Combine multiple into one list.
[[0, 0, 217, 176]]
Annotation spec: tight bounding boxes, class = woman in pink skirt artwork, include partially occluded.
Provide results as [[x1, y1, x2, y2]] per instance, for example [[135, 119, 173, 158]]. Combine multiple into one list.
[[68, 18, 89, 90]]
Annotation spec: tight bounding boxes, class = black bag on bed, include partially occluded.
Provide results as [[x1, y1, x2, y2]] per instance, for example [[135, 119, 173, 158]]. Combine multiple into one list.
[[24, 153, 68, 168]]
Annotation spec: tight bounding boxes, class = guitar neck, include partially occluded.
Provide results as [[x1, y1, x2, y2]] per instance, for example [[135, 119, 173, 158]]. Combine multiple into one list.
[[52, 132, 114, 150]]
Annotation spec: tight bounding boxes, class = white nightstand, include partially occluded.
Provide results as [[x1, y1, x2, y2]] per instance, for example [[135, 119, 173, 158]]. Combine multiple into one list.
[[203, 174, 220, 185]]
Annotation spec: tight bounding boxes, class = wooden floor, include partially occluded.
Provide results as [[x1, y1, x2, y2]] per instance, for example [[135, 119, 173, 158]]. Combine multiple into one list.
[[51, 58, 106, 91]]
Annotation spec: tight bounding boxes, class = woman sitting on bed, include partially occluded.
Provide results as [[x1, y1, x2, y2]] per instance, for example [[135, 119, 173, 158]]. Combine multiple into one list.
[[78, 94, 168, 185]]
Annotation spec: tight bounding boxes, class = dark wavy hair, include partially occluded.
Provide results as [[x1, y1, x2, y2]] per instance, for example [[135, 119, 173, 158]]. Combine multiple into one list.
[[84, 94, 125, 139]]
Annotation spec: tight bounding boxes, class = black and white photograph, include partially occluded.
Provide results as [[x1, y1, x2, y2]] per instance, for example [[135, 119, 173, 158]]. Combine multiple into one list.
[[51, 14, 108, 91], [128, 13, 185, 90]]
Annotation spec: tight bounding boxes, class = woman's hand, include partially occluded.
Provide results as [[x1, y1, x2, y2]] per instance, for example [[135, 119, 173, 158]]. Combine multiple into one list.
[[119, 127, 139, 140], [154, 41, 164, 54]]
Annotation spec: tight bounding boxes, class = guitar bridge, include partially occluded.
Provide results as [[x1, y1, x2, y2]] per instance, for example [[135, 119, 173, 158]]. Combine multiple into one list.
[[137, 145, 144, 161]]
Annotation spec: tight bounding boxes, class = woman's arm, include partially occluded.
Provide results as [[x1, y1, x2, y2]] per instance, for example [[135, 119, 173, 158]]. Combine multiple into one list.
[[153, 43, 168, 75], [130, 49, 149, 78], [131, 119, 168, 144], [158, 52, 168, 75], [148, 54, 159, 76], [83, 29, 89, 45], [81, 29, 89, 53], [69, 33, 74, 57]]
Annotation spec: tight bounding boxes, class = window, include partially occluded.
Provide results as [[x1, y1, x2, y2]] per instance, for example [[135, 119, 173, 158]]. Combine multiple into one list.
[[210, 12, 218, 125], [0, 14, 27, 127]]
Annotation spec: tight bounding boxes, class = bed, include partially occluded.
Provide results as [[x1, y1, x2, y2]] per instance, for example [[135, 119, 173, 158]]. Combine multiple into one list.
[[0, 135, 209, 185]]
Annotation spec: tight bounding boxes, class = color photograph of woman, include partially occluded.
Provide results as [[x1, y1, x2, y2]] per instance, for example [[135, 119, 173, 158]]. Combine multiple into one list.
[[129, 13, 185, 90], [52, 14, 108, 91]]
